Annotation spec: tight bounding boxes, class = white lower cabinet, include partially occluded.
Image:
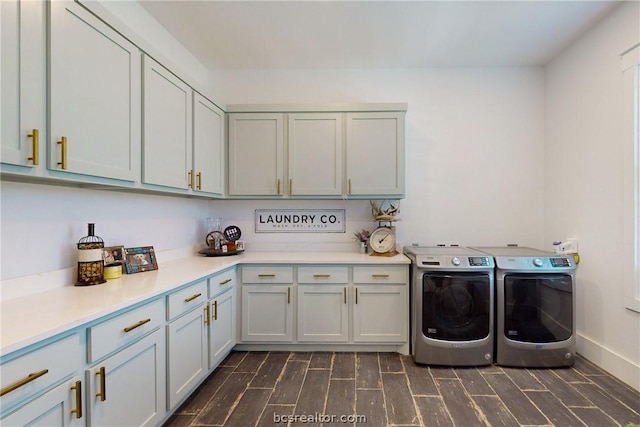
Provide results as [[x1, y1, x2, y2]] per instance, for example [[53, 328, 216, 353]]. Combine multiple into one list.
[[297, 284, 348, 342], [1, 377, 84, 427], [86, 327, 166, 427], [352, 285, 408, 343], [166, 305, 208, 411], [208, 288, 236, 369], [241, 285, 294, 342]]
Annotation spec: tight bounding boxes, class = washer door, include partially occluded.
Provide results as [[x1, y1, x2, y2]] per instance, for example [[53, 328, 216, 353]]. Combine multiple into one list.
[[422, 272, 491, 341], [504, 274, 573, 343]]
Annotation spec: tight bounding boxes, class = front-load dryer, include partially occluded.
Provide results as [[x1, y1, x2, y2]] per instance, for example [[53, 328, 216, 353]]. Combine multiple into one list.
[[472, 246, 576, 368], [403, 246, 495, 366]]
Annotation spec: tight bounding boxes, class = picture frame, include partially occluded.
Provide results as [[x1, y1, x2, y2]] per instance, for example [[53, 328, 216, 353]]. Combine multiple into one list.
[[102, 246, 125, 266], [124, 246, 158, 274], [236, 240, 245, 251]]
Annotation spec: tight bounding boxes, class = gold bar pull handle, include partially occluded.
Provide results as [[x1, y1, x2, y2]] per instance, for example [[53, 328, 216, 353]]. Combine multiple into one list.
[[372, 274, 390, 279], [313, 274, 331, 278], [70, 380, 82, 419], [344, 287, 347, 304], [348, 178, 351, 195], [355, 288, 358, 304], [57, 136, 67, 169], [184, 293, 202, 303], [220, 278, 232, 285], [212, 301, 218, 320], [123, 318, 151, 333], [27, 129, 39, 165], [188, 170, 194, 188], [0, 369, 49, 397], [204, 305, 210, 326], [287, 287, 291, 304], [196, 172, 202, 190], [277, 179, 281, 195], [258, 274, 276, 278], [289, 178, 292, 194], [95, 367, 106, 401]]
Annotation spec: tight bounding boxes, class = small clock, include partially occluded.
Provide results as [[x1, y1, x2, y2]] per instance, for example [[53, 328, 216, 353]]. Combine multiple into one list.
[[369, 226, 396, 254]]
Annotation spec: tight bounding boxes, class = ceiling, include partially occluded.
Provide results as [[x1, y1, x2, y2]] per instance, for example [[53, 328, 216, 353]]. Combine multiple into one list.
[[138, 0, 621, 69]]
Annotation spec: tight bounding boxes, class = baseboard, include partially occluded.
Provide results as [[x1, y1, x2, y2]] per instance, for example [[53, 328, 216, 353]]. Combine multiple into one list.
[[576, 333, 640, 391]]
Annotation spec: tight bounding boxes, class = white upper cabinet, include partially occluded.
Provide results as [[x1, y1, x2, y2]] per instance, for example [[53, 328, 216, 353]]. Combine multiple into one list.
[[288, 113, 343, 196], [1, 0, 46, 170], [228, 113, 284, 196], [49, 0, 140, 181], [142, 55, 192, 190], [346, 112, 405, 197], [193, 93, 225, 196]]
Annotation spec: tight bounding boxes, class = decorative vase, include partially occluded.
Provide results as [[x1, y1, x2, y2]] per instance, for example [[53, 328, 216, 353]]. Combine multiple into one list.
[[359, 241, 368, 254]]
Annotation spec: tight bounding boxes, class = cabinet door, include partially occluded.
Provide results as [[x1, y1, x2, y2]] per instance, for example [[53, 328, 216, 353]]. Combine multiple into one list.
[[228, 113, 284, 196], [193, 93, 225, 195], [49, 0, 140, 181], [142, 55, 192, 189], [346, 112, 405, 196], [241, 285, 293, 342], [297, 285, 348, 342], [1, 0, 45, 169], [352, 285, 408, 343], [288, 113, 343, 196], [87, 328, 166, 427], [167, 306, 208, 410], [209, 288, 236, 369], [1, 378, 84, 427]]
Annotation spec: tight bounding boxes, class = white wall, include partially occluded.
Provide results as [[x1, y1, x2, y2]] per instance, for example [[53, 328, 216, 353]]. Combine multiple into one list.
[[210, 68, 546, 250], [545, 1, 640, 389]]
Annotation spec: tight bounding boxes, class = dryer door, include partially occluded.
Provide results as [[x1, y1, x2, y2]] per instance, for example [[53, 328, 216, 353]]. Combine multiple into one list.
[[504, 274, 573, 343], [422, 272, 491, 341]]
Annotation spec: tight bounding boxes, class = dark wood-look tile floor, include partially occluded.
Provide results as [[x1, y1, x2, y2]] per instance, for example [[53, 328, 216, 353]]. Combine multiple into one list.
[[163, 351, 640, 427]]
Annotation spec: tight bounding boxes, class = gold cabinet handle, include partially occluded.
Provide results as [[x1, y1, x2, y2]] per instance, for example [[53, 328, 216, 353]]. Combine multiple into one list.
[[57, 136, 67, 169], [289, 178, 292, 194], [348, 178, 351, 195], [344, 287, 347, 304], [0, 369, 49, 396], [96, 367, 106, 401], [70, 380, 82, 419], [27, 129, 39, 165], [188, 170, 194, 188], [123, 318, 151, 333], [212, 301, 218, 320], [313, 274, 331, 278], [372, 274, 390, 278], [287, 287, 291, 304], [204, 305, 210, 326], [355, 288, 358, 304], [184, 293, 202, 303], [220, 278, 232, 285], [196, 172, 202, 190], [277, 178, 281, 195], [258, 274, 276, 278]]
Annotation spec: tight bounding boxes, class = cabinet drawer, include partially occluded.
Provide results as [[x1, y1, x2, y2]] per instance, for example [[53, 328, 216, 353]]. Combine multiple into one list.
[[242, 266, 294, 283], [353, 265, 408, 284], [209, 268, 236, 297], [1, 333, 82, 413], [88, 298, 164, 363], [167, 280, 207, 320], [298, 266, 348, 284]]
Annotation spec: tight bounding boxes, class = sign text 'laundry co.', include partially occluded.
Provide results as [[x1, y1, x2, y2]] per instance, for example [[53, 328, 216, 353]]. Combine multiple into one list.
[[255, 209, 346, 233]]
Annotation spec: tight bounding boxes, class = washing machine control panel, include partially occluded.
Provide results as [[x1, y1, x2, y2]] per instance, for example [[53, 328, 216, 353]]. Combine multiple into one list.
[[550, 257, 572, 267], [469, 257, 491, 266]]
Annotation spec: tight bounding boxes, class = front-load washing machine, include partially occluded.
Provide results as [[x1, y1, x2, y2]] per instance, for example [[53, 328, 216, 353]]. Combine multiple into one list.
[[403, 246, 495, 366], [472, 246, 576, 367]]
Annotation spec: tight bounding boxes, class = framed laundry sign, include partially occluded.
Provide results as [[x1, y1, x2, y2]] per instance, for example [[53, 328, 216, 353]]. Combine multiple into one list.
[[255, 209, 345, 233]]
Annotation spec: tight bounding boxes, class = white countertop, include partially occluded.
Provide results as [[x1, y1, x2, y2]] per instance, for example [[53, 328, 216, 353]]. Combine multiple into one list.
[[0, 252, 409, 357]]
